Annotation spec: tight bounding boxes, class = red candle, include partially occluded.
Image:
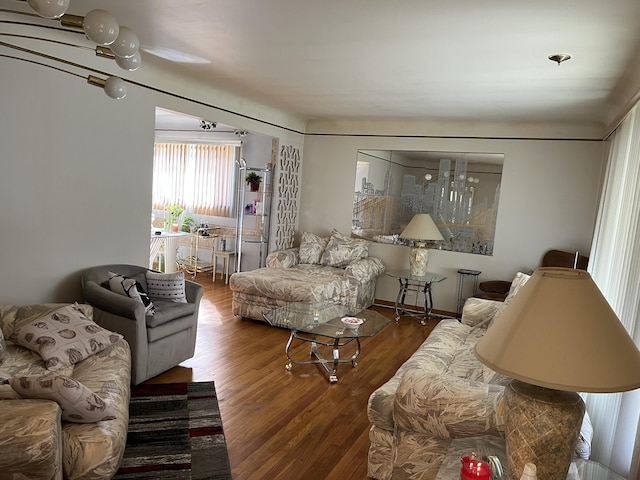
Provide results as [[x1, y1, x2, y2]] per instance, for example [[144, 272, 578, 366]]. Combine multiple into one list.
[[460, 454, 492, 480]]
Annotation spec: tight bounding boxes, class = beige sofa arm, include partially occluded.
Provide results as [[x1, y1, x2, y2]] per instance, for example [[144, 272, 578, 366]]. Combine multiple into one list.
[[0, 399, 63, 480], [393, 371, 505, 439], [344, 257, 385, 282], [460, 297, 505, 328], [266, 248, 300, 268]]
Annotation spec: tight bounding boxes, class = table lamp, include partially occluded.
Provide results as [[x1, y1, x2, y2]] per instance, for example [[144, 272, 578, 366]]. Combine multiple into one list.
[[399, 214, 444, 277], [475, 267, 640, 480]]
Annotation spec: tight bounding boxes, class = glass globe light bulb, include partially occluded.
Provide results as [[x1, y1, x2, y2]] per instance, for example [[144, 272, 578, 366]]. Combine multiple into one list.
[[83, 9, 119, 46], [27, 0, 69, 18], [111, 26, 139, 58], [115, 51, 142, 71], [104, 76, 127, 99], [424, 174, 432, 181]]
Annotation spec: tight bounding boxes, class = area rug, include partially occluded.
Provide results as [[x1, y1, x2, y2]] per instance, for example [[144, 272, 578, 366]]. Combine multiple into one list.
[[114, 381, 232, 479]]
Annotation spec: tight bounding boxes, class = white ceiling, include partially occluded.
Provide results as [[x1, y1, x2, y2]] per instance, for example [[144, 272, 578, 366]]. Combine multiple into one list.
[[9, 1, 640, 131]]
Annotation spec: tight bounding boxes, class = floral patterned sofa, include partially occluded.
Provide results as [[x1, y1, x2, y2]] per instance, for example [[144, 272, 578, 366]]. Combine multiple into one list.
[[367, 272, 593, 480], [0, 303, 131, 480], [229, 230, 386, 321]]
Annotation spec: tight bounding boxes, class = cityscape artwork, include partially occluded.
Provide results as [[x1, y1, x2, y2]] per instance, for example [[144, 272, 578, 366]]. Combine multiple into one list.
[[353, 150, 503, 255]]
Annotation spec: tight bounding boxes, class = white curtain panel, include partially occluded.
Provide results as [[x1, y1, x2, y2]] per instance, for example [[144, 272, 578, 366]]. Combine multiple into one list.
[[588, 105, 640, 478]]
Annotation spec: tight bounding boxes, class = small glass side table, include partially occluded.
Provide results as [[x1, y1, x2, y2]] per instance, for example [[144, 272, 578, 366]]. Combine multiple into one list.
[[385, 270, 447, 325]]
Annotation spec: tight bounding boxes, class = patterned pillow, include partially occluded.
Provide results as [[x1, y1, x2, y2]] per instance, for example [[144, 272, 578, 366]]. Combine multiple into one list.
[[319, 229, 371, 268], [10, 374, 116, 423], [504, 272, 531, 303], [298, 232, 329, 264], [146, 271, 187, 303], [9, 304, 123, 371], [108, 271, 154, 313]]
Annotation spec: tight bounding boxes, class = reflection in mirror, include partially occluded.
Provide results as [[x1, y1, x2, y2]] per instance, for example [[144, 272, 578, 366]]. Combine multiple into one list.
[[353, 150, 503, 255]]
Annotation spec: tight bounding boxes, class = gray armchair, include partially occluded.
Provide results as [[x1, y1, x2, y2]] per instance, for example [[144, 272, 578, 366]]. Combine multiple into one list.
[[81, 264, 203, 385]]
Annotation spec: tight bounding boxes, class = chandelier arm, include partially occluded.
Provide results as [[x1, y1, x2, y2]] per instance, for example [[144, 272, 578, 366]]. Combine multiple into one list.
[[0, 32, 93, 51], [0, 39, 114, 77], [0, 52, 83, 79]]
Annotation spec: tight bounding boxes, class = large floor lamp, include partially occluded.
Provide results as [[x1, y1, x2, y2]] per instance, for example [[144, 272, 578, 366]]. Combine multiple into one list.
[[399, 214, 443, 277], [475, 267, 640, 479]]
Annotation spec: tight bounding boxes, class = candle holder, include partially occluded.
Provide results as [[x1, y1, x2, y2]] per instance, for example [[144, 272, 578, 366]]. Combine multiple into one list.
[[461, 452, 492, 480], [461, 452, 504, 480]]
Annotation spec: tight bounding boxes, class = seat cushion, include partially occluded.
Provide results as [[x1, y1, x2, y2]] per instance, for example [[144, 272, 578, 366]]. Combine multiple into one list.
[[146, 301, 196, 328], [230, 264, 346, 303]]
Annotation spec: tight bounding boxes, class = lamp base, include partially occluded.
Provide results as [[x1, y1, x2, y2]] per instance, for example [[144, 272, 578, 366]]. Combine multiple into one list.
[[409, 246, 429, 277], [504, 380, 585, 480]]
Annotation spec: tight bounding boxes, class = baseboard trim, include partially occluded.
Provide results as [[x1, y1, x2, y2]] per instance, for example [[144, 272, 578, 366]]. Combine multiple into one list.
[[372, 299, 456, 319]]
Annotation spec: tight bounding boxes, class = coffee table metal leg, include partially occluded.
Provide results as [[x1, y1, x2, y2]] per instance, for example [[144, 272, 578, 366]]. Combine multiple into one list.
[[283, 331, 364, 383], [284, 330, 296, 371]]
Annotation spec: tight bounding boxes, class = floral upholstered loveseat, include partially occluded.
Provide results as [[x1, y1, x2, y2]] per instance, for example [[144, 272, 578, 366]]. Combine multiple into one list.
[[367, 272, 593, 480], [229, 230, 385, 322], [0, 303, 131, 480]]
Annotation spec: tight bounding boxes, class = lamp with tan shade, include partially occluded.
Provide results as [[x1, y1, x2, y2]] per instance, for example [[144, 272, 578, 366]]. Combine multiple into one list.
[[399, 214, 444, 277], [475, 267, 640, 479]]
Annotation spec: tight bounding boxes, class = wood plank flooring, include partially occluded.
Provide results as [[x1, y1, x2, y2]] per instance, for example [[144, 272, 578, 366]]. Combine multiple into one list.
[[149, 274, 441, 480]]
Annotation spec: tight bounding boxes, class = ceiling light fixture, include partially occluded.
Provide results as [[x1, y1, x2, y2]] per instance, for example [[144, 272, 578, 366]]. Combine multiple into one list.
[[548, 53, 571, 66], [1, 3, 143, 99]]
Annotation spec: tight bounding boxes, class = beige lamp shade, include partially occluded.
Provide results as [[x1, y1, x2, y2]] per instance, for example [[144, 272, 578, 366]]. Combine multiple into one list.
[[400, 214, 444, 242], [475, 267, 640, 393]]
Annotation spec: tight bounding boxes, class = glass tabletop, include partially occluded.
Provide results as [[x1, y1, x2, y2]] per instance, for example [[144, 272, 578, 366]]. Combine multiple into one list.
[[263, 302, 390, 339], [385, 269, 447, 283]]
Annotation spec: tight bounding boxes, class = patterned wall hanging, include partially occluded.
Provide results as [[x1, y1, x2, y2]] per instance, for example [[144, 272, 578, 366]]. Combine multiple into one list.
[[274, 145, 301, 250]]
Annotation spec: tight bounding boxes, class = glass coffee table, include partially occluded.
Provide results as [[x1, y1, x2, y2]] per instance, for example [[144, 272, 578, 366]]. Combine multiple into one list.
[[264, 302, 390, 383]]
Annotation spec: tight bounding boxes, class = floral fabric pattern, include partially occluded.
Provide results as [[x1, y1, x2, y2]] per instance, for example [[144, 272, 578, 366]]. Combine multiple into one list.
[[367, 315, 507, 480], [367, 274, 590, 480], [231, 248, 385, 322], [265, 247, 299, 268], [298, 232, 329, 264], [320, 229, 371, 268], [0, 303, 131, 480]]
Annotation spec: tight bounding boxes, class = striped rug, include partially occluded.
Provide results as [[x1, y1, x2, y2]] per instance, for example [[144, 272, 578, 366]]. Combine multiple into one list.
[[114, 381, 232, 479]]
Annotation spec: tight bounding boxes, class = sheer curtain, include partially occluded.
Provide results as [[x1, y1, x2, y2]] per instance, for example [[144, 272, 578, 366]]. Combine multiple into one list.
[[587, 105, 640, 478], [152, 143, 237, 217]]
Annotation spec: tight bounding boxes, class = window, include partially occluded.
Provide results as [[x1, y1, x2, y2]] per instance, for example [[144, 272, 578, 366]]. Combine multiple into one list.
[[152, 143, 237, 217]]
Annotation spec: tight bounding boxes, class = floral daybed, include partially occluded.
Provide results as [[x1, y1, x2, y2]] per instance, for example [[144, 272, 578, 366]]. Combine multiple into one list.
[[229, 230, 386, 322]]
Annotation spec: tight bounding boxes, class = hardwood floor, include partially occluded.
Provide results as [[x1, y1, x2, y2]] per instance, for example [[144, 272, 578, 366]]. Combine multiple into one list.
[[149, 274, 440, 480]]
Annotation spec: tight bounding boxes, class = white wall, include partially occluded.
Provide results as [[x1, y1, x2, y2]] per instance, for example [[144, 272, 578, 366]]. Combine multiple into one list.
[[299, 134, 605, 313], [0, 47, 303, 305]]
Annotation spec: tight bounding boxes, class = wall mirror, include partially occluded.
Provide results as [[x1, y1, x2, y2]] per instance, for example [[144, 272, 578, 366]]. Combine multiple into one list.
[[353, 149, 504, 255]]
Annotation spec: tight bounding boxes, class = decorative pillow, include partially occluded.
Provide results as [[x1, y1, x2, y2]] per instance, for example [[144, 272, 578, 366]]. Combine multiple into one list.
[[10, 374, 116, 423], [319, 229, 371, 268], [108, 271, 154, 313], [9, 304, 123, 371], [146, 271, 187, 303], [504, 272, 531, 303], [298, 232, 329, 265]]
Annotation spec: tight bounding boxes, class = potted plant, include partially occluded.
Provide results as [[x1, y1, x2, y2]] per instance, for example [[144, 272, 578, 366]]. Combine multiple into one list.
[[164, 204, 184, 232], [246, 172, 262, 192]]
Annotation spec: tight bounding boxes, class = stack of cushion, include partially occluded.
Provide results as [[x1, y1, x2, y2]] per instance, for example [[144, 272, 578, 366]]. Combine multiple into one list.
[[0, 303, 123, 423], [298, 229, 371, 267]]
